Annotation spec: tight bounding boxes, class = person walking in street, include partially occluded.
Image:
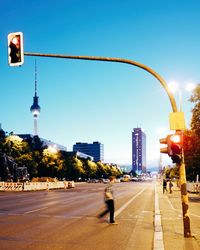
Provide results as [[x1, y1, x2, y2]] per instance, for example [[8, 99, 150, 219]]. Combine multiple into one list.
[[98, 176, 118, 225], [169, 179, 173, 194], [163, 179, 167, 193]]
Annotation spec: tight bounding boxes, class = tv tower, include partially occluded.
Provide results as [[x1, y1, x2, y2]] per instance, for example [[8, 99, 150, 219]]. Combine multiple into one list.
[[30, 61, 41, 136]]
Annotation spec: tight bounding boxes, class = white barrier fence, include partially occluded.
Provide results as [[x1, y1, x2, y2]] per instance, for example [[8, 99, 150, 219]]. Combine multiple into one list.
[[0, 181, 75, 192], [187, 182, 200, 193]]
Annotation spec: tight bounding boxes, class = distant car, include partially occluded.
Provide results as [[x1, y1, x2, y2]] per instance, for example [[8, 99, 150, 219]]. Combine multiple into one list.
[[103, 179, 109, 184], [87, 179, 98, 183], [132, 177, 139, 181]]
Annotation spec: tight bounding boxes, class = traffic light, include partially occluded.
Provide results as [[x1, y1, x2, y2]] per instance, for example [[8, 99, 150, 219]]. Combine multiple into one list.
[[159, 132, 183, 164], [169, 132, 182, 164], [159, 135, 172, 155], [8, 32, 24, 66]]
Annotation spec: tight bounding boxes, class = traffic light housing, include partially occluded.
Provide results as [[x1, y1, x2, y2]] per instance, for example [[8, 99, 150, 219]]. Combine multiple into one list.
[[8, 32, 24, 66], [159, 135, 172, 155], [159, 132, 183, 164], [169, 132, 182, 164]]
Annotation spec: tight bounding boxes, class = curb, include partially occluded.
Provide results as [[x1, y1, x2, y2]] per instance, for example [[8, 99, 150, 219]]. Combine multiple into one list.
[[154, 184, 164, 250]]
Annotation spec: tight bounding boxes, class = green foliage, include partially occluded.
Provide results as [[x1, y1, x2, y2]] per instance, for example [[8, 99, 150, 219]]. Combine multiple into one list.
[[0, 130, 122, 181], [83, 160, 97, 178], [190, 84, 200, 136], [184, 84, 200, 181], [184, 130, 200, 181], [3, 135, 29, 158]]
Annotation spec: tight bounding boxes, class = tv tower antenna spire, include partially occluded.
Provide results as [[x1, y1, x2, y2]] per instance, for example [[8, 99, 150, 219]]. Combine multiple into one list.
[[30, 60, 41, 136]]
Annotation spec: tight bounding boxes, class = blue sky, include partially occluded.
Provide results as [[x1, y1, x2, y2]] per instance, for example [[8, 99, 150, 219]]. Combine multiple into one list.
[[1, 0, 199, 168]]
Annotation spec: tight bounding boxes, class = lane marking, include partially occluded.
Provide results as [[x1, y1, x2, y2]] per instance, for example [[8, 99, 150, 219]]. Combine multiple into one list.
[[166, 197, 175, 210], [115, 188, 145, 217], [190, 213, 200, 218], [24, 207, 48, 214]]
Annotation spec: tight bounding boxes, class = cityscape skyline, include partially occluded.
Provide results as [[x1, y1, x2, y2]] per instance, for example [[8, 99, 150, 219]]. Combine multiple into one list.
[[1, 1, 199, 168]]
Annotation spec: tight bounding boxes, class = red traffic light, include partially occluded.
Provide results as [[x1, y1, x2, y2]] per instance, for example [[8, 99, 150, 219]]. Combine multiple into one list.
[[159, 132, 183, 164], [169, 132, 183, 163], [170, 134, 181, 144], [8, 32, 24, 66]]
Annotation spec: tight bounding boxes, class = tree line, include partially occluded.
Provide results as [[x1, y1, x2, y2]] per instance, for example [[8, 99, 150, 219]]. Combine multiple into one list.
[[0, 132, 122, 181]]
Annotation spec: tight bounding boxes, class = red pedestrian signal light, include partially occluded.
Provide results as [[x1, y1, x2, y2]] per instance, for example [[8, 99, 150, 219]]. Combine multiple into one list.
[[159, 132, 183, 164], [8, 32, 24, 66], [169, 132, 182, 164]]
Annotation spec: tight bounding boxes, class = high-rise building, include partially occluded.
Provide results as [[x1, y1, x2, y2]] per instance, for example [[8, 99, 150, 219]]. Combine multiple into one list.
[[73, 141, 104, 162], [132, 128, 146, 174]]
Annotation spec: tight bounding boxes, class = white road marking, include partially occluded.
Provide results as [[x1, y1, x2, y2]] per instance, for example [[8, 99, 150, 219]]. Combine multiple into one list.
[[24, 207, 48, 214], [115, 188, 145, 217]]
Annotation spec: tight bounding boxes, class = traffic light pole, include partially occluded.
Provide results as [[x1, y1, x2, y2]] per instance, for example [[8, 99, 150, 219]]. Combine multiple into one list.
[[24, 52, 178, 112], [178, 131, 191, 237]]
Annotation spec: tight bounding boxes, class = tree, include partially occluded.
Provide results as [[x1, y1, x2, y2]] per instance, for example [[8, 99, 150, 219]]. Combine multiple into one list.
[[3, 135, 28, 158], [64, 156, 85, 181], [190, 84, 200, 136], [83, 160, 97, 179], [184, 130, 200, 181], [96, 161, 107, 178], [184, 84, 200, 180]]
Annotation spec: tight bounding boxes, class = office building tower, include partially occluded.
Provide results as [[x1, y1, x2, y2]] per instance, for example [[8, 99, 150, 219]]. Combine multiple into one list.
[[132, 128, 146, 174], [73, 141, 104, 162]]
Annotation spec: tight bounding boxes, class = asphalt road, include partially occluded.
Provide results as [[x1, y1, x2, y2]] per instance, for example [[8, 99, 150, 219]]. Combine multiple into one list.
[[0, 181, 155, 250]]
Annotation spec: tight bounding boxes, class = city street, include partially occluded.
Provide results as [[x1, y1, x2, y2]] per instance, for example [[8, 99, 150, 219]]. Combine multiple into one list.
[[0, 182, 154, 250], [0, 181, 200, 250]]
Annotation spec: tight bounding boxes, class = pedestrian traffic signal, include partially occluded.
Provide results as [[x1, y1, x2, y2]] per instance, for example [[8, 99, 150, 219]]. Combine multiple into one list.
[[169, 132, 182, 164], [159, 132, 183, 164], [8, 32, 24, 66]]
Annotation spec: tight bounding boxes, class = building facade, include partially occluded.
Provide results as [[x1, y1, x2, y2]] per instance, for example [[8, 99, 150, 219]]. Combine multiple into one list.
[[132, 128, 146, 174], [73, 141, 104, 162]]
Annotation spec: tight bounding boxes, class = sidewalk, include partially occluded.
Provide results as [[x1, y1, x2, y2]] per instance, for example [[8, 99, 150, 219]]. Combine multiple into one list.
[[157, 183, 200, 250]]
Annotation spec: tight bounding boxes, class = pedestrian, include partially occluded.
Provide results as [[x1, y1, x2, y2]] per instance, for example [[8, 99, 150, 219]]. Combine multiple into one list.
[[98, 176, 118, 225], [46, 178, 49, 191], [169, 179, 173, 194], [163, 179, 167, 193]]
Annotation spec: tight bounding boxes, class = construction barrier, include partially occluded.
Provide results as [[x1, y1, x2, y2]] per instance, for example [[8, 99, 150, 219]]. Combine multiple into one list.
[[0, 181, 75, 192], [0, 182, 23, 191]]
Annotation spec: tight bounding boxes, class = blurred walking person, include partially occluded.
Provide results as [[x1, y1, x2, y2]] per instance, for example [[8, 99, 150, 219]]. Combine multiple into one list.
[[98, 176, 118, 225], [169, 179, 173, 193], [163, 179, 167, 193]]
